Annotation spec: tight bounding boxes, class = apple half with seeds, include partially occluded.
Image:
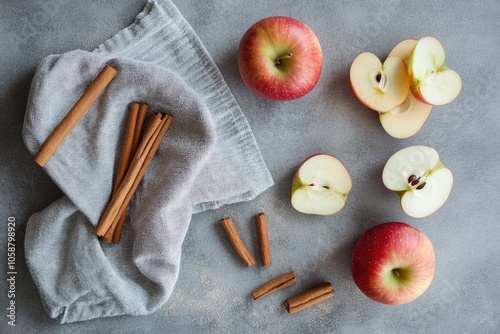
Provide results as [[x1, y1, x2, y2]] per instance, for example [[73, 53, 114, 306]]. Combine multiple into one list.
[[382, 145, 453, 218], [350, 52, 409, 113], [291, 154, 352, 215], [408, 36, 462, 105], [380, 39, 433, 139]]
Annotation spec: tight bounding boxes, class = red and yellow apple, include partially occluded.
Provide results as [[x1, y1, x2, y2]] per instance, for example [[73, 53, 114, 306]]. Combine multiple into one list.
[[237, 16, 323, 101], [351, 222, 436, 305]]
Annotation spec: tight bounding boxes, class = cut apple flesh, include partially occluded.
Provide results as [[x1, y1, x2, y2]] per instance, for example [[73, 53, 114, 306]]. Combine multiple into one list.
[[379, 39, 431, 139], [350, 52, 409, 113], [400, 167, 453, 218], [387, 39, 417, 62], [408, 36, 462, 105], [291, 154, 352, 215], [379, 92, 432, 139], [382, 145, 453, 218]]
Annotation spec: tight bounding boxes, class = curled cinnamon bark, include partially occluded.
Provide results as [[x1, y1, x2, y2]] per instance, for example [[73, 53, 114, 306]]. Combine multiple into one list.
[[256, 212, 271, 266], [252, 272, 296, 300], [285, 282, 334, 314], [220, 217, 255, 267], [34, 64, 117, 167]]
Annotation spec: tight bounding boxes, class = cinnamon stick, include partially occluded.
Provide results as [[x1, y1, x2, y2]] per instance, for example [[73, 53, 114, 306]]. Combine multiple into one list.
[[284, 282, 334, 314], [104, 103, 148, 243], [101, 103, 146, 243], [34, 64, 117, 167], [220, 217, 255, 267], [131, 103, 148, 157], [110, 111, 170, 242], [252, 272, 296, 300], [256, 212, 271, 266], [95, 112, 172, 237]]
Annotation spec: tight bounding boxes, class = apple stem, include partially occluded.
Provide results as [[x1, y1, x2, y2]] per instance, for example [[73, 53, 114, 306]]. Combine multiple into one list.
[[392, 269, 400, 277], [274, 53, 293, 65]]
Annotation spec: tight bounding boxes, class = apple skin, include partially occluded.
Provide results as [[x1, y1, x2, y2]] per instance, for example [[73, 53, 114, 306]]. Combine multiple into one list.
[[237, 16, 322, 101], [351, 222, 435, 305]]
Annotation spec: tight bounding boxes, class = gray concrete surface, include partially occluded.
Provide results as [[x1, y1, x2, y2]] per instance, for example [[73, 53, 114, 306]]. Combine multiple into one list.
[[1, 0, 499, 333]]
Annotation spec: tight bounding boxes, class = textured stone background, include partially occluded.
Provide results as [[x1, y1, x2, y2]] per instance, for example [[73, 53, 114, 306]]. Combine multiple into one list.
[[1, 0, 499, 333]]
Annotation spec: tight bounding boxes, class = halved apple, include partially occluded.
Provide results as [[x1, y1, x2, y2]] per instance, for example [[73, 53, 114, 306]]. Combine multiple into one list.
[[379, 39, 432, 138], [350, 52, 409, 113], [382, 145, 453, 218], [408, 36, 462, 105], [291, 154, 352, 215]]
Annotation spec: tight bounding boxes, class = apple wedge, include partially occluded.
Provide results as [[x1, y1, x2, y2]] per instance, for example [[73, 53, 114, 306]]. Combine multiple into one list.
[[350, 52, 409, 113], [379, 88, 432, 139], [382, 145, 453, 218], [291, 154, 352, 215], [387, 38, 417, 60], [408, 36, 462, 105]]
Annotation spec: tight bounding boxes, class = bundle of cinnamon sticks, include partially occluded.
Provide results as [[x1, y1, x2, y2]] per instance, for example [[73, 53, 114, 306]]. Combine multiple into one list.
[[95, 104, 173, 242]]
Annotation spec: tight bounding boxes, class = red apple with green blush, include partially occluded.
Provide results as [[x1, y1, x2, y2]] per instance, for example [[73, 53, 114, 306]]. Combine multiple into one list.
[[237, 16, 323, 101], [351, 222, 436, 305]]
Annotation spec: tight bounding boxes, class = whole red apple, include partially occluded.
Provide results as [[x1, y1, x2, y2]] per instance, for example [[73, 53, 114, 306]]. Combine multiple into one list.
[[351, 222, 435, 305], [237, 16, 322, 101]]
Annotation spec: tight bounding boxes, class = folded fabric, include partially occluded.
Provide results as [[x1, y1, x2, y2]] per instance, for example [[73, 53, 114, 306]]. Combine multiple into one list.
[[23, 0, 273, 324]]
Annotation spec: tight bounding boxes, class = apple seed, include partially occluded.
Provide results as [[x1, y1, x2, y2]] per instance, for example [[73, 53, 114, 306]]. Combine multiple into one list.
[[375, 73, 382, 82], [416, 182, 426, 190]]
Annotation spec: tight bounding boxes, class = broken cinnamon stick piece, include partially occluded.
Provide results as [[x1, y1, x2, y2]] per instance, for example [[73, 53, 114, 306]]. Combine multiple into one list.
[[34, 64, 117, 167], [220, 217, 255, 267], [285, 282, 334, 314], [256, 212, 271, 266], [252, 272, 296, 300]]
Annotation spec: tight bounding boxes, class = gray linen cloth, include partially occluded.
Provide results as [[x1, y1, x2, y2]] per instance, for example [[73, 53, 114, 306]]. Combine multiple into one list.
[[22, 0, 273, 323]]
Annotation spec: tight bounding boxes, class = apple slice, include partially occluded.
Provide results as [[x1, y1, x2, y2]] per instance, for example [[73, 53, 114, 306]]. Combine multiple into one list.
[[350, 52, 409, 113], [291, 154, 351, 215], [382, 145, 453, 218], [379, 92, 432, 139], [408, 36, 462, 105], [387, 38, 417, 60], [379, 39, 432, 139]]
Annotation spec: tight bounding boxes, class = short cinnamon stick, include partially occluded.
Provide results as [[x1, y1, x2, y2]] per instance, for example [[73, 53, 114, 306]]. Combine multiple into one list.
[[220, 217, 255, 267], [95, 112, 172, 237], [34, 64, 117, 167], [252, 272, 296, 300], [285, 282, 334, 314], [256, 212, 271, 266]]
